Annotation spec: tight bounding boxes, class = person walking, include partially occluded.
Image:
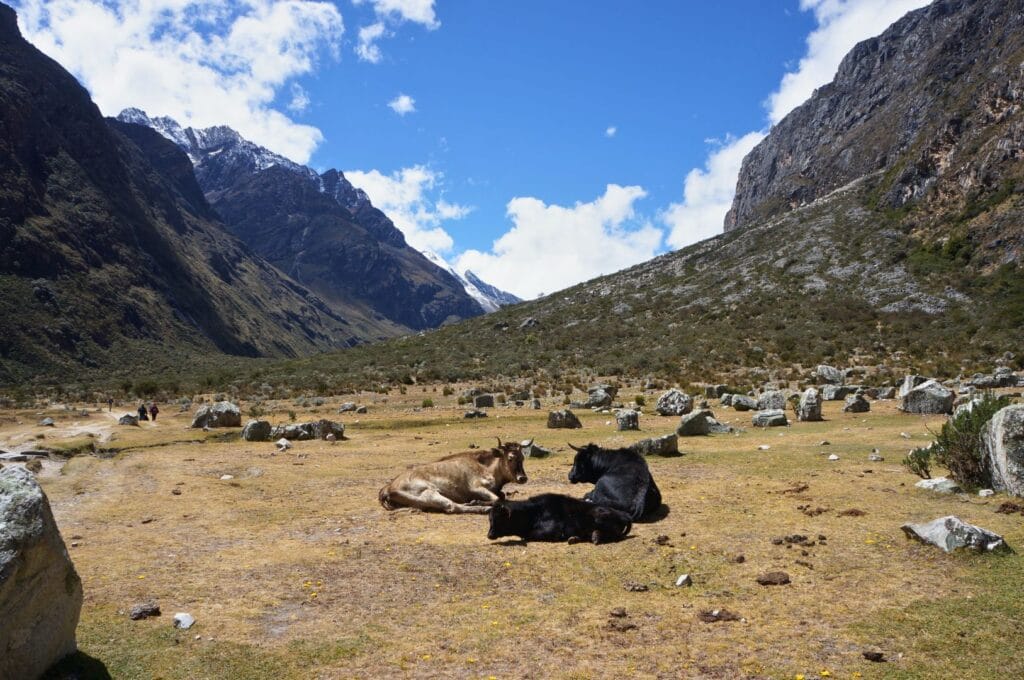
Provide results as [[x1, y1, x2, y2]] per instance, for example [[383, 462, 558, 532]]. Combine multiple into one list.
[[137, 403, 148, 421], [149, 403, 159, 422], [107, 398, 113, 412]]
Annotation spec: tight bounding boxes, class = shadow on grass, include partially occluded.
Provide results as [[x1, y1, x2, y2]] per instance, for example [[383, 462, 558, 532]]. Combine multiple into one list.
[[636, 503, 671, 523], [43, 651, 112, 680]]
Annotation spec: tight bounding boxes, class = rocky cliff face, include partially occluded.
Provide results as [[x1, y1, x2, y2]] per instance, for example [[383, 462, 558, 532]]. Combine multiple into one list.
[[726, 0, 1024, 251], [118, 109, 490, 330]]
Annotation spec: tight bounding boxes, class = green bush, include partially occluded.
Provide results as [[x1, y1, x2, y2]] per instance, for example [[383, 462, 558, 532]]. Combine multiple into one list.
[[442, 386, 454, 397], [248, 404, 265, 419], [287, 409, 297, 422], [902, 392, 1010, 488], [634, 395, 646, 406], [421, 398, 434, 408]]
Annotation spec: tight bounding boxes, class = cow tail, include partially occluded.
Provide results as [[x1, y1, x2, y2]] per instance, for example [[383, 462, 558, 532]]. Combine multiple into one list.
[[379, 486, 396, 510]]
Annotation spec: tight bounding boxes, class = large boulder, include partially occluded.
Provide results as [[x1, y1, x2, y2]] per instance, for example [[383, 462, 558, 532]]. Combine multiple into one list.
[[797, 388, 822, 422], [731, 395, 758, 412], [814, 365, 845, 385], [752, 409, 788, 427], [616, 409, 640, 431], [757, 391, 786, 411], [118, 414, 139, 426], [705, 384, 728, 398], [875, 386, 897, 400], [241, 420, 272, 442], [901, 380, 954, 415], [719, 393, 734, 407], [547, 410, 582, 429], [982, 405, 1024, 497], [337, 402, 358, 413], [473, 394, 495, 409], [843, 394, 871, 413], [586, 384, 617, 408], [676, 410, 712, 436], [656, 389, 693, 416], [630, 433, 680, 457], [190, 402, 241, 428], [899, 375, 929, 398], [1, 467, 82, 678], [901, 516, 1008, 553], [822, 385, 857, 401], [270, 419, 344, 441]]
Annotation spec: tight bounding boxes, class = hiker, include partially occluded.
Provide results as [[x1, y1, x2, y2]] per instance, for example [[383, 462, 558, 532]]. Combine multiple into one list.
[[149, 403, 159, 422], [137, 404, 148, 421], [107, 398, 113, 412]]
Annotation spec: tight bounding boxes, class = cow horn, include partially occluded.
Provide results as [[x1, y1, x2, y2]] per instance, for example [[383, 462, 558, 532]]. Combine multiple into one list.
[[496, 437, 502, 448], [524, 438, 534, 447], [568, 443, 582, 452]]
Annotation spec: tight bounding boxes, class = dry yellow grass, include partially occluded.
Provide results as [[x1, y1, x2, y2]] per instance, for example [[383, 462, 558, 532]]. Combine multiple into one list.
[[5, 391, 1022, 679]]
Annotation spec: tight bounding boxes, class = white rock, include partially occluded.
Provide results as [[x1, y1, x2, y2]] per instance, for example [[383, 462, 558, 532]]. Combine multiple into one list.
[[902, 516, 1007, 553], [276, 438, 292, 451], [978, 489, 995, 497], [173, 612, 195, 629], [915, 477, 961, 494], [757, 445, 770, 451], [675, 574, 693, 587], [828, 454, 840, 461], [219, 475, 233, 481]]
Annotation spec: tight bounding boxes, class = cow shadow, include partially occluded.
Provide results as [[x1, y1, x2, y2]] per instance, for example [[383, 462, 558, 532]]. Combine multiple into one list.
[[490, 535, 638, 547], [42, 651, 113, 679], [636, 503, 671, 523]]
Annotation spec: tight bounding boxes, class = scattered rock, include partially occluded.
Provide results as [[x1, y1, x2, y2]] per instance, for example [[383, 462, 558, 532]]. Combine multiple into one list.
[[843, 394, 871, 413], [978, 489, 995, 497], [675, 574, 693, 587], [521, 440, 551, 458], [463, 410, 488, 419], [629, 433, 680, 457], [677, 410, 712, 436], [876, 387, 897, 400], [337, 402, 358, 413], [530, 398, 541, 410], [616, 409, 640, 431], [705, 385, 728, 398], [24, 459, 42, 474], [219, 474, 234, 481], [190, 402, 242, 429], [862, 651, 886, 663], [814, 365, 845, 385], [270, 420, 344, 441], [915, 477, 961, 494], [995, 501, 1024, 514], [899, 375, 929, 398], [756, 571, 791, 586], [609, 607, 627, 618], [586, 384, 617, 408], [0, 467, 83, 679], [757, 445, 771, 451], [38, 417, 55, 427], [275, 438, 292, 451], [838, 508, 867, 517], [623, 581, 649, 592], [823, 384, 858, 401], [697, 608, 741, 623], [173, 612, 196, 629], [118, 414, 139, 427], [981, 404, 1024, 497], [819, 440, 831, 446], [752, 409, 788, 427], [355, 405, 368, 414], [828, 454, 840, 461], [901, 380, 954, 415], [868, 453, 884, 462], [325, 433, 336, 443], [129, 603, 161, 620], [757, 391, 787, 411], [519, 317, 539, 329], [731, 395, 758, 412], [656, 389, 693, 416], [241, 419, 272, 442], [902, 516, 1008, 553], [547, 410, 582, 429], [607, 619, 638, 632], [798, 388, 823, 422], [473, 394, 495, 409], [719, 393, 734, 407]]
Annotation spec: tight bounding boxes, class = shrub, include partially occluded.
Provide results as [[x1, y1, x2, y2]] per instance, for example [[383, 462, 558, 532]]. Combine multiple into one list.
[[902, 392, 1010, 488], [248, 404, 265, 419], [421, 398, 434, 408], [442, 386, 454, 397], [287, 410, 297, 422], [634, 395, 646, 406]]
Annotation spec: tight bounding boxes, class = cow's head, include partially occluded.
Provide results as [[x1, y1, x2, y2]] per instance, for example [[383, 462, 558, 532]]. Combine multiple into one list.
[[495, 438, 528, 485], [567, 443, 601, 483], [487, 501, 513, 540]]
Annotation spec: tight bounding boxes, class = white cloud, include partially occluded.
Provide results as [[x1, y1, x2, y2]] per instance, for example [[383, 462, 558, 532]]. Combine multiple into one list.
[[768, 0, 931, 123], [16, 0, 342, 164], [355, 21, 386, 63], [387, 93, 416, 115], [605, 126, 617, 138], [355, 0, 439, 29], [456, 185, 661, 299], [662, 132, 765, 249], [662, 0, 930, 250], [287, 83, 310, 113], [344, 165, 470, 253]]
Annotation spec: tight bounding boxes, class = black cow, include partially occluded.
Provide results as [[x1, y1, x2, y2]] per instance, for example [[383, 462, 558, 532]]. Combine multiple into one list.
[[487, 493, 633, 544], [567, 443, 662, 521]]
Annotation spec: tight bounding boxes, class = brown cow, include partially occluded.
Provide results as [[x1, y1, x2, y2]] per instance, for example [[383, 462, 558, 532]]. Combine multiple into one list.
[[379, 439, 529, 514]]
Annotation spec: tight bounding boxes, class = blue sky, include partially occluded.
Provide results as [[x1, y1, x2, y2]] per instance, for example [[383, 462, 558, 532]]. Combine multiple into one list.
[[17, 0, 931, 297]]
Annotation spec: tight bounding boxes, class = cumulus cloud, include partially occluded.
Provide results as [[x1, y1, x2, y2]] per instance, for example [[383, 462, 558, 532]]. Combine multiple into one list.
[[661, 132, 765, 249], [456, 185, 661, 300], [352, 0, 437, 63], [16, 0, 342, 163], [768, 0, 931, 123], [605, 126, 617, 138], [287, 83, 311, 113], [662, 0, 930, 251], [344, 165, 469, 253], [387, 93, 416, 115]]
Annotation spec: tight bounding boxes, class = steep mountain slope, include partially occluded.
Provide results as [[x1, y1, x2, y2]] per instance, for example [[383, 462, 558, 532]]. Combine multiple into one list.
[[118, 110, 517, 327], [0, 4, 383, 383], [236, 0, 1023, 392], [420, 250, 521, 312]]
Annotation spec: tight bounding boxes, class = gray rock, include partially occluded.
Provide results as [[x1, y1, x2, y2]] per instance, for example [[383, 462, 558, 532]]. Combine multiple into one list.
[[978, 489, 995, 497], [118, 414, 139, 426], [752, 409, 788, 427], [705, 385, 728, 398], [815, 365, 845, 385], [191, 401, 242, 428], [129, 603, 161, 620], [337, 402, 358, 413], [899, 375, 929, 398], [463, 410, 488, 419], [901, 380, 954, 415], [531, 398, 541, 410], [843, 394, 871, 413], [901, 515, 1008, 553], [982, 404, 1024, 497], [173, 612, 196, 629], [519, 317, 539, 329], [38, 417, 55, 427], [521, 440, 551, 458], [675, 574, 693, 587], [915, 477, 961, 494], [656, 389, 693, 416], [587, 384, 618, 408], [822, 385, 857, 401], [757, 390, 787, 411], [616, 409, 640, 431], [461, 387, 485, 399], [629, 433, 680, 457], [798, 388, 823, 422], [705, 414, 737, 434], [241, 420, 272, 442], [731, 395, 758, 411], [355, 405, 368, 414], [676, 410, 712, 436], [547, 410, 582, 429], [0, 467, 82, 679], [473, 394, 495, 409], [270, 420, 344, 441], [719, 393, 734, 407], [875, 386, 897, 400], [275, 438, 292, 451]]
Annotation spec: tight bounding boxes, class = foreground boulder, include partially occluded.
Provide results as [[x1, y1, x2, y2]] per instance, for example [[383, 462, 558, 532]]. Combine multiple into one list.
[[241, 420, 272, 442], [982, 404, 1024, 497], [676, 410, 711, 436], [118, 414, 139, 426], [798, 388, 822, 422], [899, 375, 929, 398], [901, 380, 954, 415], [629, 434, 680, 457], [843, 394, 871, 413], [547, 410, 582, 429], [1, 467, 83, 679], [902, 515, 1008, 553], [616, 409, 640, 431], [656, 389, 693, 416], [752, 409, 788, 427], [190, 402, 242, 428], [270, 419, 344, 441]]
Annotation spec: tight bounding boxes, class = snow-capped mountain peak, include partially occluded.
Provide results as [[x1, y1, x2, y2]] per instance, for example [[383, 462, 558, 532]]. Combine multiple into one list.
[[421, 251, 521, 312]]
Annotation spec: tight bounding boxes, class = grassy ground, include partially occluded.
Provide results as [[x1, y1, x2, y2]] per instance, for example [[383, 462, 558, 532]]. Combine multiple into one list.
[[5, 390, 1022, 679]]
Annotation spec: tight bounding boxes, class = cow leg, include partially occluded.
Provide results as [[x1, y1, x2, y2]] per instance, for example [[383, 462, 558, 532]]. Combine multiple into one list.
[[417, 488, 490, 514], [467, 486, 501, 505]]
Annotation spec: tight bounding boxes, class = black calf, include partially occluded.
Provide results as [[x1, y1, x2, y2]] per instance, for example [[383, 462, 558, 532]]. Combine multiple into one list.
[[487, 493, 632, 544]]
